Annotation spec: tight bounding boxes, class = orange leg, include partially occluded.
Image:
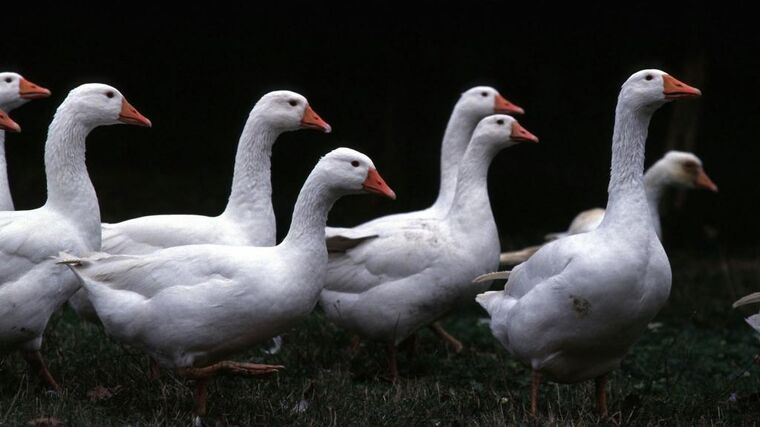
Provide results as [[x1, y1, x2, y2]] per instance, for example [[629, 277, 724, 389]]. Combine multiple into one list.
[[595, 374, 608, 418], [22, 351, 61, 393], [193, 378, 209, 417], [349, 335, 362, 354], [429, 322, 463, 353], [530, 370, 541, 417], [178, 361, 282, 419], [399, 333, 418, 357], [148, 357, 161, 380], [386, 342, 398, 383]]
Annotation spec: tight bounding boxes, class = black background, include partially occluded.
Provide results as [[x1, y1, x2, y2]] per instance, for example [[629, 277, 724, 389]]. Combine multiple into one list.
[[3, 4, 758, 249]]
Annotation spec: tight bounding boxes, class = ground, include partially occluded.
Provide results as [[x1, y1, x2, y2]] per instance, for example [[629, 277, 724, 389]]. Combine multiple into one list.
[[1, 248, 759, 426]]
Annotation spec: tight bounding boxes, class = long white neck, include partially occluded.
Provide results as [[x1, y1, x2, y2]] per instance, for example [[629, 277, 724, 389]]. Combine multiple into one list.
[[643, 162, 669, 239], [0, 130, 12, 210], [601, 100, 657, 232], [281, 171, 340, 253], [221, 113, 281, 246], [447, 137, 500, 230], [43, 104, 101, 249], [431, 105, 479, 213]]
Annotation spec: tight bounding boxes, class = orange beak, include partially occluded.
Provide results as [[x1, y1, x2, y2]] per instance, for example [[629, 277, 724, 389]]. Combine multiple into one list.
[[511, 121, 539, 143], [301, 104, 332, 133], [363, 168, 396, 200], [695, 168, 718, 192], [494, 94, 525, 115], [118, 98, 152, 127], [663, 75, 701, 100], [19, 78, 51, 100], [0, 110, 20, 132]]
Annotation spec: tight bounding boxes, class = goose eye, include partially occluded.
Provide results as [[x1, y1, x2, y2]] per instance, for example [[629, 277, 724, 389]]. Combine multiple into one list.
[[496, 119, 504, 125], [4, 78, 11, 83], [288, 100, 298, 107], [481, 92, 488, 97], [645, 74, 654, 81], [105, 91, 115, 99], [351, 160, 360, 167]]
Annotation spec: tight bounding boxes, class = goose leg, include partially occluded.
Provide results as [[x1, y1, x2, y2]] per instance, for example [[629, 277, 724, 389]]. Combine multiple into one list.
[[147, 357, 161, 380], [530, 370, 541, 417], [22, 351, 61, 393], [595, 374, 608, 418], [386, 342, 398, 383], [429, 322, 463, 353], [193, 378, 209, 417], [178, 361, 283, 379], [349, 335, 362, 354], [400, 333, 418, 357]]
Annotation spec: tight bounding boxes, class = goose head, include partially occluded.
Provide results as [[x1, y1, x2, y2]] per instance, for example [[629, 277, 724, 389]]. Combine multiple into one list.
[[656, 151, 718, 192], [0, 72, 51, 111], [470, 114, 539, 149], [458, 86, 524, 119], [254, 90, 332, 133], [316, 147, 396, 199], [0, 109, 21, 133], [60, 84, 151, 129], [620, 69, 701, 110]]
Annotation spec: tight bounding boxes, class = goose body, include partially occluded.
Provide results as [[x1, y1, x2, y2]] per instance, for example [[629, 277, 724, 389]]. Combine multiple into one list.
[[477, 70, 701, 415], [321, 115, 537, 378], [63, 147, 395, 416], [101, 90, 331, 254], [326, 87, 523, 249], [70, 91, 330, 321], [0, 83, 150, 390], [0, 72, 51, 210]]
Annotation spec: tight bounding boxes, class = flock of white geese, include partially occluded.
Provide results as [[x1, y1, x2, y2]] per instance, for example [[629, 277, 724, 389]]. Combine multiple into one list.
[[0, 69, 755, 421]]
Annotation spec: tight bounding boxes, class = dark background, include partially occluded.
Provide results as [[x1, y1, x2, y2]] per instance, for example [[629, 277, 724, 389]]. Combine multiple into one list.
[[2, 4, 758, 250]]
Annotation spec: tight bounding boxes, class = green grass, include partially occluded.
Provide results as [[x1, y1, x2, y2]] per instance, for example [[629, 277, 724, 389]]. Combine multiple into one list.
[[2, 248, 760, 426]]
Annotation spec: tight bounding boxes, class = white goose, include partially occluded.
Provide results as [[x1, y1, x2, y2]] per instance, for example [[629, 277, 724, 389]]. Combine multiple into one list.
[[0, 84, 151, 392], [60, 147, 395, 420], [325, 86, 523, 348], [0, 72, 52, 210], [733, 292, 760, 333], [69, 91, 330, 321], [499, 150, 718, 265], [476, 70, 701, 417], [320, 115, 538, 380]]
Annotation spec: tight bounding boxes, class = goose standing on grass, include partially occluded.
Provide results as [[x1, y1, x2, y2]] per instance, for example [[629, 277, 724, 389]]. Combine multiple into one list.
[[60, 148, 395, 421], [325, 86, 524, 351], [499, 150, 718, 265], [476, 70, 701, 417], [0, 84, 151, 392], [321, 115, 538, 381], [0, 72, 52, 210], [70, 91, 331, 322]]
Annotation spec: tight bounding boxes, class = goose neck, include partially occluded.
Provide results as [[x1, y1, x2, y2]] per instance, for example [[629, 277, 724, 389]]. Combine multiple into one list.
[[602, 101, 656, 229], [432, 105, 480, 212], [43, 106, 100, 228], [281, 171, 338, 251], [224, 114, 280, 222], [0, 131, 12, 210], [447, 138, 498, 225]]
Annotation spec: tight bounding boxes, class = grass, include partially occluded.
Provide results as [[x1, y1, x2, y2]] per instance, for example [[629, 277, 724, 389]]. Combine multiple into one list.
[[2, 248, 760, 426]]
